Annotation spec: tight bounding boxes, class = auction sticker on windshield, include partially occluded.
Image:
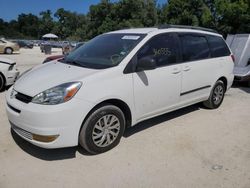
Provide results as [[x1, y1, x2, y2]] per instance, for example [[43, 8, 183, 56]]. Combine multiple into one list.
[[122, 35, 140, 40]]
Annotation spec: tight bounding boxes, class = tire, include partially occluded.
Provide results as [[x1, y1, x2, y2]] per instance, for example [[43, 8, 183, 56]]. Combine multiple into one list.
[[203, 80, 225, 109], [0, 74, 6, 92], [79, 104, 126, 154], [5, 47, 13, 54]]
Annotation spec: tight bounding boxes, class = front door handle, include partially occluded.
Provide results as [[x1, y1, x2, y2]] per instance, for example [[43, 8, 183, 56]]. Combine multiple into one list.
[[183, 66, 191, 71]]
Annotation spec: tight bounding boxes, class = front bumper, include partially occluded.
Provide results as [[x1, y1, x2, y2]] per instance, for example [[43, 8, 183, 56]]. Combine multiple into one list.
[[6, 87, 94, 149], [6, 69, 19, 86]]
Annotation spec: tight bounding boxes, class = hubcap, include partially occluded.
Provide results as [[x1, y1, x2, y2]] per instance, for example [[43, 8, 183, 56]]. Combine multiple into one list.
[[212, 85, 224, 105], [6, 48, 12, 54], [92, 114, 120, 147]]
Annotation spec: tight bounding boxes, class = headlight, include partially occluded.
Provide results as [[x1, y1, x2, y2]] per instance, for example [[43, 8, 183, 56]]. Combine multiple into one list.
[[8, 64, 14, 71], [32, 82, 82, 105]]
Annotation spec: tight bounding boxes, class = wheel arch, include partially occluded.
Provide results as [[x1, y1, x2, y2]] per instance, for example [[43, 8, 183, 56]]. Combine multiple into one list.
[[218, 76, 227, 90], [0, 72, 6, 86], [81, 98, 132, 131], [5, 47, 13, 54]]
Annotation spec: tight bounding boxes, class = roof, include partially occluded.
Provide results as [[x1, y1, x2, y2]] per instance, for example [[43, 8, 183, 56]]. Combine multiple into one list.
[[109, 28, 158, 34], [108, 26, 221, 36], [158, 24, 218, 33]]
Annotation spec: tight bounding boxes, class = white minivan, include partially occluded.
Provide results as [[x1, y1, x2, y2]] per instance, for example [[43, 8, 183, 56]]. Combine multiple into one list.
[[6, 25, 234, 154]]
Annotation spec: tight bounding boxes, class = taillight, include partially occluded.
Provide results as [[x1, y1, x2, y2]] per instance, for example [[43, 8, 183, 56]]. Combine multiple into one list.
[[231, 54, 235, 63]]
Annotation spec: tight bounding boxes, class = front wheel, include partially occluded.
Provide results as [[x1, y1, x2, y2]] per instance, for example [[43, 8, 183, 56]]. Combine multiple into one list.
[[5, 47, 13, 54], [203, 80, 225, 109], [0, 74, 5, 91], [79, 105, 125, 154]]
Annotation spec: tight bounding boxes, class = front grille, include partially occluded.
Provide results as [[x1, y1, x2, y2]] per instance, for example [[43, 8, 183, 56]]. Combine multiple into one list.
[[15, 92, 32, 103], [11, 122, 33, 140]]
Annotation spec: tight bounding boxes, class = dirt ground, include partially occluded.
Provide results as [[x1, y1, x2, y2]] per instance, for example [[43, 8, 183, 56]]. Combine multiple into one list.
[[0, 47, 250, 188]]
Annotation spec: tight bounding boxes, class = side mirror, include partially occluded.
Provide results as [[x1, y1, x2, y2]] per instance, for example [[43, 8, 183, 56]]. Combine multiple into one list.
[[136, 56, 156, 72]]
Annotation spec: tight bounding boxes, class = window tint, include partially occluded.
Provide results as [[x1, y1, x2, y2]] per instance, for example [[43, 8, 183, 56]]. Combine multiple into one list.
[[180, 35, 210, 61], [207, 35, 231, 57], [65, 33, 146, 69], [137, 33, 179, 67]]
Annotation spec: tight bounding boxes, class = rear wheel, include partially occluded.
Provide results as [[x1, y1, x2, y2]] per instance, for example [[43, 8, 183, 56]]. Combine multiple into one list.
[[0, 74, 5, 91], [5, 47, 13, 54], [203, 80, 225, 109], [79, 105, 125, 154]]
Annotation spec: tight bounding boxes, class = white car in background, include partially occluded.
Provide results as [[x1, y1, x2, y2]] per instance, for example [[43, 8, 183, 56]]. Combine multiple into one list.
[[0, 57, 19, 91], [6, 25, 234, 154], [226, 34, 250, 83], [0, 38, 20, 54]]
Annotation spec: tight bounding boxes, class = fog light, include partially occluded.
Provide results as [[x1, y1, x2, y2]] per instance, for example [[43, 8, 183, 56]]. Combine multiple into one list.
[[32, 134, 59, 142]]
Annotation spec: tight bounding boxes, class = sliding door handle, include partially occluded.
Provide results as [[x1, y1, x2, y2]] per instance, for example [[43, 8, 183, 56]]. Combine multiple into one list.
[[183, 66, 191, 71]]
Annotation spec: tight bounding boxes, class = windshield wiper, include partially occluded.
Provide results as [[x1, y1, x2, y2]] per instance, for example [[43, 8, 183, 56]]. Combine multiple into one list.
[[61, 58, 83, 67], [67, 60, 80, 66], [59, 58, 113, 69], [58, 58, 65, 63]]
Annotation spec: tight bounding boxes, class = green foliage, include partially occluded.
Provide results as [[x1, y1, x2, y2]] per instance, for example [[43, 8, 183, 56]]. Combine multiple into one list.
[[0, 0, 249, 40], [39, 10, 54, 36]]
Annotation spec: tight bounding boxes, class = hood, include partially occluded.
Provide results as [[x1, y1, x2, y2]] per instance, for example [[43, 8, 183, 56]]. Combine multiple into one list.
[[0, 57, 15, 65], [14, 62, 100, 96]]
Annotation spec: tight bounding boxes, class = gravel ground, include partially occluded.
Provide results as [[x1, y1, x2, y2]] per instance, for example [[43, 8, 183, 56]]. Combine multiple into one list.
[[0, 48, 250, 188]]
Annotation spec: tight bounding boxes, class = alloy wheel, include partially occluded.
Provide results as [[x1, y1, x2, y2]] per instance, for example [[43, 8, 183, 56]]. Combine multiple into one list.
[[92, 114, 120, 147], [6, 48, 13, 54], [212, 85, 224, 105]]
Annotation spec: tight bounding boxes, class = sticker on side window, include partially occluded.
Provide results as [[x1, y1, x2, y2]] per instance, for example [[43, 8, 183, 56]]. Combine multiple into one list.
[[122, 35, 140, 40]]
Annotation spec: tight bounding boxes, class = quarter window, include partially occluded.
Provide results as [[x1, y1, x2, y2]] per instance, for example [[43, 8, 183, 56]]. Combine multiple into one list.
[[207, 35, 231, 57], [180, 35, 210, 61], [137, 33, 179, 67]]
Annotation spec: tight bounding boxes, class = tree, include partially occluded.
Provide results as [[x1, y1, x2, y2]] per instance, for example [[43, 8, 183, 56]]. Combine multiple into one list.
[[39, 10, 55, 37], [17, 13, 40, 38], [54, 8, 86, 39], [162, 0, 206, 26], [0, 0, 250, 40], [214, 0, 250, 34]]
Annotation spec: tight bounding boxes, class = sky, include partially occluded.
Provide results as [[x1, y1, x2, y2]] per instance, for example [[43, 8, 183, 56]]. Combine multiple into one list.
[[0, 0, 166, 22]]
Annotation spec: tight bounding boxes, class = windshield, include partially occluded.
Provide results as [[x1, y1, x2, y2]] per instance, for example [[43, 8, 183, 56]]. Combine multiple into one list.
[[64, 33, 146, 69]]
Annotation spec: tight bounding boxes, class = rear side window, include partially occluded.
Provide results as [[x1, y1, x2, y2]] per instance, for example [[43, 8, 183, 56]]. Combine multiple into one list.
[[180, 35, 210, 61], [207, 35, 231, 57]]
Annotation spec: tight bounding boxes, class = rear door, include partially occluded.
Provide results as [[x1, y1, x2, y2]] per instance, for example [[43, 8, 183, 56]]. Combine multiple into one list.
[[178, 33, 215, 103]]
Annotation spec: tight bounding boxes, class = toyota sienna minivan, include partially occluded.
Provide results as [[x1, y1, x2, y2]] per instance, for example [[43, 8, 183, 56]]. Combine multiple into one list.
[[6, 25, 234, 154]]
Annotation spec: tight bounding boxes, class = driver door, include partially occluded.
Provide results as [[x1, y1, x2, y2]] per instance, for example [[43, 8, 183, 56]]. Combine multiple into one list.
[[132, 33, 182, 121]]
